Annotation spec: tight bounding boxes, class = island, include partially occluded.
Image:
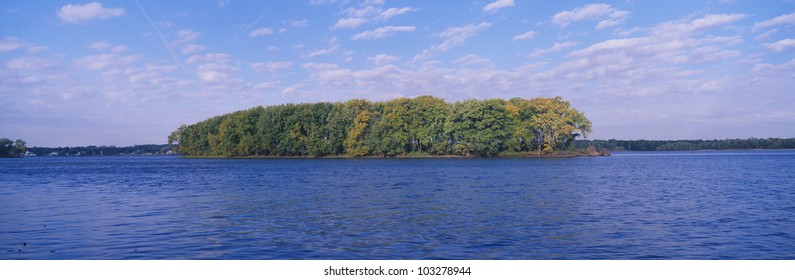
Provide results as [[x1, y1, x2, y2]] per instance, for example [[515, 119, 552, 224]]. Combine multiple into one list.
[[171, 96, 597, 158]]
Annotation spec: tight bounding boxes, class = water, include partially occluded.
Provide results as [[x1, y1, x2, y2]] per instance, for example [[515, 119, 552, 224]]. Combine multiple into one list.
[[1, 151, 793, 259]]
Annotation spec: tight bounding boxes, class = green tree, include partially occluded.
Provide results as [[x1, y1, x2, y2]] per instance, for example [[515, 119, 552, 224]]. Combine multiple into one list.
[[0, 138, 13, 157], [175, 96, 594, 157], [406, 96, 449, 154], [505, 98, 536, 152], [168, 124, 187, 153], [528, 97, 591, 154], [0, 138, 27, 157], [368, 99, 411, 156], [325, 99, 371, 155], [345, 110, 372, 156], [445, 99, 511, 156], [15, 139, 27, 156]]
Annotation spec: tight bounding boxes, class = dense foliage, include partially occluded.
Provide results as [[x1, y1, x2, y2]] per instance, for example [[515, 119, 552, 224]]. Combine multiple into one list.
[[27, 144, 171, 156], [173, 96, 592, 157], [573, 138, 795, 151], [0, 138, 27, 157]]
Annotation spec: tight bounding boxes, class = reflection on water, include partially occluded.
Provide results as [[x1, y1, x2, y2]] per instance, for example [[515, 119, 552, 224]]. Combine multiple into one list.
[[1, 151, 794, 259]]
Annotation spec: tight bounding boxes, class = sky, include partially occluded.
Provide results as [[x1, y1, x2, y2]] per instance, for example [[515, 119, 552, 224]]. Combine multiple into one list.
[[1, 0, 794, 147]]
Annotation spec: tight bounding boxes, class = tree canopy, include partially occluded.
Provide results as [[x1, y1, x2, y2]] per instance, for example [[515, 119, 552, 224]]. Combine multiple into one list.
[[173, 96, 592, 157], [0, 138, 27, 158], [574, 138, 795, 151]]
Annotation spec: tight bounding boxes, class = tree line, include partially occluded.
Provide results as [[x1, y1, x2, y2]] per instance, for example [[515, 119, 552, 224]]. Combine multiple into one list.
[[0, 138, 27, 157], [26, 144, 171, 156], [573, 138, 795, 151], [171, 96, 592, 157]]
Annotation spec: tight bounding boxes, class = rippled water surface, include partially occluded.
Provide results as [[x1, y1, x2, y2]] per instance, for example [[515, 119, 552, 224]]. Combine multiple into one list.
[[1, 151, 794, 259]]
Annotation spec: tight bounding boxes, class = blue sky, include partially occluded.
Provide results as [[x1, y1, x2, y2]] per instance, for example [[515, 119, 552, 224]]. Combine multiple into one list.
[[1, 0, 794, 146]]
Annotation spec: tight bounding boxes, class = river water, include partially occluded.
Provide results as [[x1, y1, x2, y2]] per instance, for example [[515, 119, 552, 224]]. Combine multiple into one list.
[[1, 151, 793, 259]]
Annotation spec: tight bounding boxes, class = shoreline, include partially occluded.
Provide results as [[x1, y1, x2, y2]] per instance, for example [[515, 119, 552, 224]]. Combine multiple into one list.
[[183, 151, 608, 159]]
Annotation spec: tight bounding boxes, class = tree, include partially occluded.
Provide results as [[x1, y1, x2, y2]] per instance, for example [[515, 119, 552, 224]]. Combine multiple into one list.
[[15, 139, 27, 156], [445, 99, 511, 156], [528, 97, 591, 154], [168, 124, 187, 153], [406, 96, 449, 154], [0, 138, 27, 157], [505, 98, 536, 152], [325, 99, 371, 155], [369, 98, 410, 157], [175, 96, 593, 157], [345, 110, 372, 156], [0, 138, 13, 157]]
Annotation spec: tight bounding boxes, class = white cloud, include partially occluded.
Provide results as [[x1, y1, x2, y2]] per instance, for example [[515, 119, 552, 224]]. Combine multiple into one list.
[[251, 61, 294, 74], [197, 63, 238, 83], [754, 29, 778, 41], [289, 19, 309, 27], [597, 10, 630, 29], [332, 5, 416, 29], [367, 54, 399, 65], [333, 17, 368, 29], [5, 56, 59, 71], [364, 0, 385, 5], [181, 44, 206, 54], [703, 35, 743, 46], [754, 12, 795, 30], [352, 26, 415, 40], [89, 41, 129, 53], [0, 37, 46, 53], [512, 30, 536, 41], [27, 46, 48, 53], [123, 64, 180, 86], [689, 45, 741, 63], [529, 41, 579, 57], [304, 46, 339, 58], [89, 41, 111, 50], [453, 54, 494, 68], [651, 13, 746, 38], [614, 27, 642, 37], [416, 22, 491, 60], [218, 0, 232, 8], [75, 54, 139, 73], [282, 86, 298, 95], [303, 38, 341, 58], [378, 7, 413, 20], [552, 4, 613, 27], [343, 5, 380, 18], [483, 0, 515, 13], [250, 27, 274, 38], [57, 2, 124, 24], [688, 13, 746, 31], [157, 20, 172, 28], [173, 29, 201, 46], [0, 37, 30, 52], [309, 0, 338, 5], [301, 63, 355, 88], [437, 22, 492, 50], [252, 81, 276, 91], [185, 53, 231, 64], [763, 38, 795, 52], [111, 45, 130, 53]]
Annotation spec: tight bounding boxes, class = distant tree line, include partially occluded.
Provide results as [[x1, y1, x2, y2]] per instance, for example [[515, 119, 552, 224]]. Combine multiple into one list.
[[0, 138, 27, 157], [172, 96, 593, 157], [26, 144, 171, 156], [573, 138, 795, 151]]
